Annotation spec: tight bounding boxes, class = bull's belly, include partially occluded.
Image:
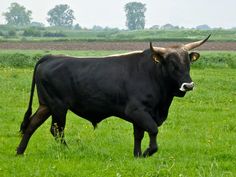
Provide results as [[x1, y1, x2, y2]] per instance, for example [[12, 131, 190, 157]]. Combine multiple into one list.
[[69, 105, 113, 124]]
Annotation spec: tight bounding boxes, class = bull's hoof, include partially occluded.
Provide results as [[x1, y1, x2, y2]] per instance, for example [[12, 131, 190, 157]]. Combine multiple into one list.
[[16, 147, 25, 155], [134, 152, 142, 158], [143, 146, 158, 157], [16, 153, 24, 156]]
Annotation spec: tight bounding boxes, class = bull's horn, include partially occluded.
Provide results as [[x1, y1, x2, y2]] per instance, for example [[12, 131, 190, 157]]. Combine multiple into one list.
[[150, 42, 167, 54], [183, 34, 211, 51]]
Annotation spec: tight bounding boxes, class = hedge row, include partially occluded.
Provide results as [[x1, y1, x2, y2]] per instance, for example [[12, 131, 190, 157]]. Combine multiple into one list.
[[193, 52, 236, 69], [0, 53, 43, 68], [0, 52, 236, 68]]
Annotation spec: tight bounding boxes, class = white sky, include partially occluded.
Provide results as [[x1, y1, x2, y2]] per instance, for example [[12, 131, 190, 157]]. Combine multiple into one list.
[[1, 0, 236, 29]]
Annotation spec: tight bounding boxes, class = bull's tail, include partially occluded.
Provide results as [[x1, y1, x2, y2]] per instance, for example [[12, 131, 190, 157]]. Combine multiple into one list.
[[19, 56, 49, 134]]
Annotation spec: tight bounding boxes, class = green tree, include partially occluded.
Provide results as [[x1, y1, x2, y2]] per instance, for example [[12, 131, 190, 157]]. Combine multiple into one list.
[[3, 3, 32, 26], [47, 4, 75, 27], [125, 2, 146, 30]]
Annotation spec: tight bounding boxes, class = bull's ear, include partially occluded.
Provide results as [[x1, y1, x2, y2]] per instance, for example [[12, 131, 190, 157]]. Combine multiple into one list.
[[150, 42, 163, 63], [189, 52, 200, 62], [152, 53, 162, 63]]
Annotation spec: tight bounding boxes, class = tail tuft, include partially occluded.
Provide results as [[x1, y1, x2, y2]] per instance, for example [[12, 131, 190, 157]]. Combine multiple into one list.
[[92, 122, 97, 130]]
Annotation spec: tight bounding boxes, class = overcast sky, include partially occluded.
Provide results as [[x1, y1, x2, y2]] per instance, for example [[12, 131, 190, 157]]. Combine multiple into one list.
[[1, 0, 236, 29]]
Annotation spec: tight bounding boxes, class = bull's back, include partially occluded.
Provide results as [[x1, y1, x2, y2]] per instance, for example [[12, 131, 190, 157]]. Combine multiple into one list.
[[35, 55, 131, 119]]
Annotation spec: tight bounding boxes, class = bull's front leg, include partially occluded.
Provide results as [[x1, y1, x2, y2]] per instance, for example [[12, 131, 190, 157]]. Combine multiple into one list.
[[126, 103, 158, 157], [133, 125, 144, 157], [143, 131, 158, 157]]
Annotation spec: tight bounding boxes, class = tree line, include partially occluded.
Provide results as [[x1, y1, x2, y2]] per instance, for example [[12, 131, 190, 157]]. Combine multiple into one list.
[[2, 2, 146, 30]]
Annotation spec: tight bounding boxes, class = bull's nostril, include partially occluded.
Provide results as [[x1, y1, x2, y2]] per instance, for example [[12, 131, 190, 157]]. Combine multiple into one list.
[[186, 83, 194, 90], [183, 82, 194, 90], [188, 86, 193, 90]]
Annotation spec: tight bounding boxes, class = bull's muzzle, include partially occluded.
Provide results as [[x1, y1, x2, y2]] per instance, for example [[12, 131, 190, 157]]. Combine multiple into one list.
[[179, 82, 194, 92]]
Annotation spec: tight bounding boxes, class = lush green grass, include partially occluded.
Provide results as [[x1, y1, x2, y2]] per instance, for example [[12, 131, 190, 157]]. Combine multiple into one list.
[[0, 50, 236, 176]]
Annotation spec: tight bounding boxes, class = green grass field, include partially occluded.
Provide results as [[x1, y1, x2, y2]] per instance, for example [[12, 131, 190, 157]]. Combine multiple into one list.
[[0, 51, 236, 176]]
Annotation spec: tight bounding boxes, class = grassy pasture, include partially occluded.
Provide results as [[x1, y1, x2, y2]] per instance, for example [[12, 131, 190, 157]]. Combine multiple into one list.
[[0, 51, 236, 176]]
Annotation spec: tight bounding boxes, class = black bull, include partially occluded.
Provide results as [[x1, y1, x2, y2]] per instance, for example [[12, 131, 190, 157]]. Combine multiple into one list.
[[17, 35, 210, 157]]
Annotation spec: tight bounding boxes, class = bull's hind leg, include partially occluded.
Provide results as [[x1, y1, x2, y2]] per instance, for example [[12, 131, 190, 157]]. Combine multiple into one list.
[[17, 105, 50, 155], [50, 108, 68, 145]]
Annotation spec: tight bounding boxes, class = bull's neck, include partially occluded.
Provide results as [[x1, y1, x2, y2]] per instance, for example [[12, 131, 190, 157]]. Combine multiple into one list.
[[136, 54, 174, 96], [147, 61, 175, 98]]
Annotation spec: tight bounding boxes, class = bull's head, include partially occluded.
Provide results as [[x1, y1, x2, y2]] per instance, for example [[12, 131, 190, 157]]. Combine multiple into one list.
[[150, 35, 211, 97]]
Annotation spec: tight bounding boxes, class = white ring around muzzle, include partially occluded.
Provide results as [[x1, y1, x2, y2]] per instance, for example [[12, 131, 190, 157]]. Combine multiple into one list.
[[179, 82, 194, 92]]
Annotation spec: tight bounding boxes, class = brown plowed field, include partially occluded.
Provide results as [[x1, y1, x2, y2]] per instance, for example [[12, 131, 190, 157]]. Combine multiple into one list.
[[0, 41, 236, 51]]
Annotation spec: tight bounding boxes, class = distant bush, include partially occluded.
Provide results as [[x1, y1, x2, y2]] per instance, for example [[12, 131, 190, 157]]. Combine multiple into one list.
[[8, 29, 17, 36], [92, 25, 104, 31], [116, 33, 135, 40], [193, 52, 236, 69], [43, 31, 66, 37], [30, 22, 45, 28], [0, 53, 43, 68], [149, 25, 160, 30], [23, 28, 42, 37], [74, 24, 82, 30]]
